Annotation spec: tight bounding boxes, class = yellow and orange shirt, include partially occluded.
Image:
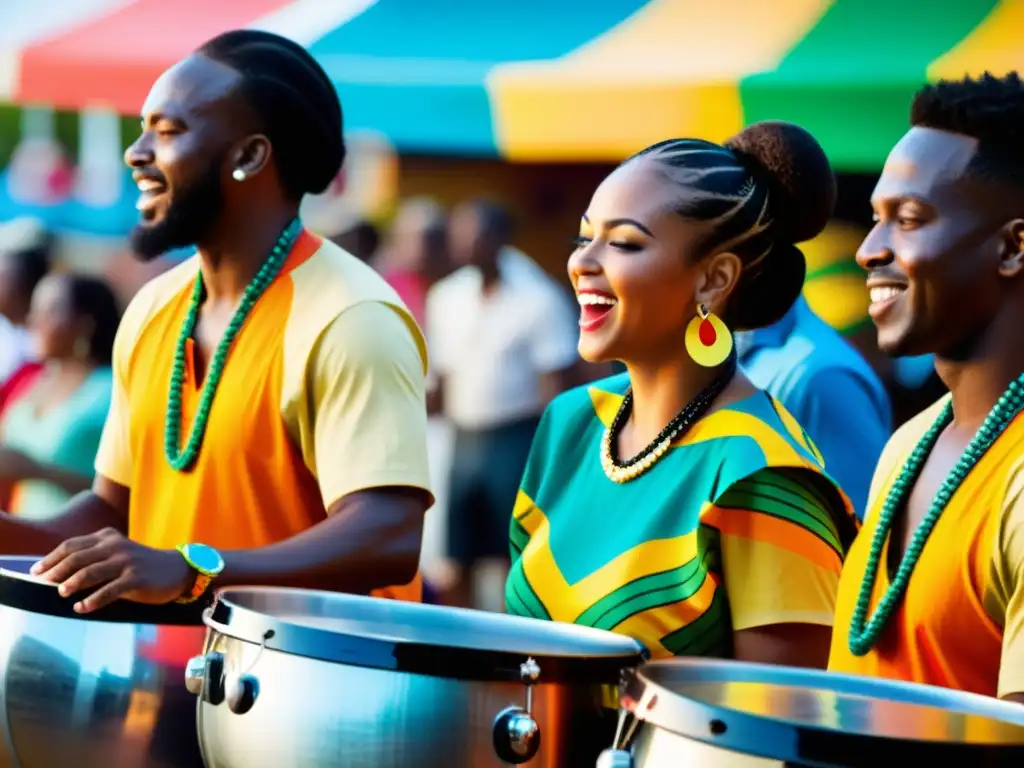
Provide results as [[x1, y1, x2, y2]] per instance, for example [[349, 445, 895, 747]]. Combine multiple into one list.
[[95, 230, 431, 628], [829, 394, 1024, 698]]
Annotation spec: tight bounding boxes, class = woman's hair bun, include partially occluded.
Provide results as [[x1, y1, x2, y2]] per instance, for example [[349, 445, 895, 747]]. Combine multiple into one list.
[[724, 121, 836, 244], [728, 242, 806, 331]]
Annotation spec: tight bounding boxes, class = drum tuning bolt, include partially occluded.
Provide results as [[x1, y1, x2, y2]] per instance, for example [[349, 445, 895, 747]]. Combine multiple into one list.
[[492, 657, 542, 764], [185, 630, 273, 716], [186, 608, 228, 704], [594, 696, 637, 766], [185, 651, 226, 705], [225, 629, 274, 715]]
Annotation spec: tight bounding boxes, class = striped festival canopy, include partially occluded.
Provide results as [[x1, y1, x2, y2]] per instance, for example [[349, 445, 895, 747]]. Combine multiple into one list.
[[0, 0, 1019, 169]]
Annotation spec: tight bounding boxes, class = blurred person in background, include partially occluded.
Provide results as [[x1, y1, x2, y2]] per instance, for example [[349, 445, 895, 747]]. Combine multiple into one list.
[[0, 274, 119, 519], [376, 197, 450, 327], [427, 199, 577, 609], [0, 217, 52, 386], [376, 197, 450, 603], [330, 217, 380, 263], [734, 292, 891, 519]]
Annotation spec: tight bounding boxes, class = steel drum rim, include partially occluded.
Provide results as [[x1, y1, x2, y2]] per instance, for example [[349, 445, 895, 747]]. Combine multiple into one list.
[[618, 658, 1024, 765], [205, 586, 647, 684], [0, 555, 207, 625]]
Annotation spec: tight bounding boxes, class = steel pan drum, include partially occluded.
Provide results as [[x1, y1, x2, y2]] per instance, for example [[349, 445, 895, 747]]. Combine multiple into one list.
[[189, 587, 646, 767], [598, 658, 1024, 767], [0, 555, 208, 767]]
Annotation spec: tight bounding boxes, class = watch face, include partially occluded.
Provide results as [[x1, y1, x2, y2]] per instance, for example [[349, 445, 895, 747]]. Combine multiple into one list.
[[185, 543, 224, 575]]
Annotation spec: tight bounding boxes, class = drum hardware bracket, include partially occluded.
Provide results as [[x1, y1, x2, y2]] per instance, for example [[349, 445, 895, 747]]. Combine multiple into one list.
[[492, 657, 542, 764], [185, 650, 226, 705], [595, 749, 633, 768], [226, 629, 274, 716], [594, 693, 642, 767]]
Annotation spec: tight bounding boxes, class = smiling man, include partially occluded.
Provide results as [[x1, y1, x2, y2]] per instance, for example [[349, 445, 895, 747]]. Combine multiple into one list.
[[828, 73, 1024, 704], [0, 31, 431, 618]]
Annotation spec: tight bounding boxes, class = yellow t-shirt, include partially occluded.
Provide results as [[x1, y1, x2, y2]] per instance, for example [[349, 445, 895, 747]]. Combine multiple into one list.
[[95, 230, 432, 606], [829, 395, 1024, 698]]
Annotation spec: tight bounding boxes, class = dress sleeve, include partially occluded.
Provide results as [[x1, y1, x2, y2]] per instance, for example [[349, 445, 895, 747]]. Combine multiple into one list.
[[700, 467, 845, 631]]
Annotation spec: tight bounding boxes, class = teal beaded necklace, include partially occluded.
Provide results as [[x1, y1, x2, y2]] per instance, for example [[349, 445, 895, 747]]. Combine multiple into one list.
[[164, 217, 303, 472], [848, 372, 1024, 656]]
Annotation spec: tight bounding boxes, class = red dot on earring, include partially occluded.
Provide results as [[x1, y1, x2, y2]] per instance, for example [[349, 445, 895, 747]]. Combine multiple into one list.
[[698, 318, 717, 347]]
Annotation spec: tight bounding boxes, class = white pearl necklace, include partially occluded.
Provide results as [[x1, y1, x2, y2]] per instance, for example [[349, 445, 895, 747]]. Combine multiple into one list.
[[600, 428, 673, 484]]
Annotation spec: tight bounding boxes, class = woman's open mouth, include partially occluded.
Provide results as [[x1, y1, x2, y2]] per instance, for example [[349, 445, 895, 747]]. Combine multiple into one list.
[[577, 291, 618, 332]]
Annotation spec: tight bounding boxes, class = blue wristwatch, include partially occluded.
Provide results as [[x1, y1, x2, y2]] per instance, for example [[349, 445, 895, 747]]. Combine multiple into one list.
[[175, 543, 225, 604]]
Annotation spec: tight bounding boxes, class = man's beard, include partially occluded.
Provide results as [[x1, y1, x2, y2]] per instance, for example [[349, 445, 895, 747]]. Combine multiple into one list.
[[129, 161, 225, 262]]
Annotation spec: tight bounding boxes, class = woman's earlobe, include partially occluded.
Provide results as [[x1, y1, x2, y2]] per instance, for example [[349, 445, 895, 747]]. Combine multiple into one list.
[[695, 251, 743, 310]]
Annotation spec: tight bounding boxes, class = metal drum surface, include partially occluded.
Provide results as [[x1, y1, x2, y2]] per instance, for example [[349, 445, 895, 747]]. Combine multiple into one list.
[[190, 587, 646, 767], [598, 658, 1024, 767], [0, 556, 208, 768]]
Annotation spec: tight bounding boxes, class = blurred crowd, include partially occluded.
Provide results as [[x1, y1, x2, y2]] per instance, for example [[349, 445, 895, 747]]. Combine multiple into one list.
[[0, 219, 119, 521], [334, 197, 602, 610]]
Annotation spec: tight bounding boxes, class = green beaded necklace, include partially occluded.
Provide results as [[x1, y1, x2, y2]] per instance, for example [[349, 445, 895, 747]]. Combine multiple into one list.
[[164, 217, 303, 472], [848, 373, 1024, 656]]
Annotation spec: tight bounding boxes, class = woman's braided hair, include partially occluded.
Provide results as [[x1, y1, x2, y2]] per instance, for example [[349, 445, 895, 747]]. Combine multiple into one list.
[[626, 121, 836, 330]]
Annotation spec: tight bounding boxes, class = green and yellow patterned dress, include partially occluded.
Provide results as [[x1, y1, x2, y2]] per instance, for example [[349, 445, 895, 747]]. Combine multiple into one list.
[[506, 373, 856, 658]]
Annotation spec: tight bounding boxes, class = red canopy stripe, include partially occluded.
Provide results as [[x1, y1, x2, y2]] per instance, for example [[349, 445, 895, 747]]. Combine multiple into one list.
[[17, 0, 292, 113]]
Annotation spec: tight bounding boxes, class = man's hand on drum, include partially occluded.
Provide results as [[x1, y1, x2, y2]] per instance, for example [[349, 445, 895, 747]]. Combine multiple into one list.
[[29, 528, 193, 613]]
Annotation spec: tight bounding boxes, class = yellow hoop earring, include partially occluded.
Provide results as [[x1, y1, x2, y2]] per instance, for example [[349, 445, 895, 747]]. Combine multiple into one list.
[[685, 303, 733, 367]]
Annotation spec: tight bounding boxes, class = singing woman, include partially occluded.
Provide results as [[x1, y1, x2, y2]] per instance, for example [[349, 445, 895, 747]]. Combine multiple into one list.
[[506, 122, 859, 668]]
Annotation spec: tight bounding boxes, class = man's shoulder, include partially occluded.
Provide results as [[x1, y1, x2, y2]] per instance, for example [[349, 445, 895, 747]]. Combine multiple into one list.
[[285, 241, 427, 381], [991, 410, 1024, 512], [319, 301, 424, 359], [290, 237, 407, 309], [286, 240, 419, 339]]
